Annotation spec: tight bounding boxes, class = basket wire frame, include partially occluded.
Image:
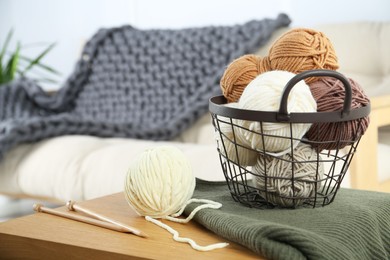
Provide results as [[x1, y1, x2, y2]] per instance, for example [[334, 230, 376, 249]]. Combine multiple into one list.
[[211, 113, 365, 208], [209, 70, 370, 209]]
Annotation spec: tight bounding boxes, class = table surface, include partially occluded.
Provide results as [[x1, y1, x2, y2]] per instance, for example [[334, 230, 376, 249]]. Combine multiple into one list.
[[0, 192, 262, 259]]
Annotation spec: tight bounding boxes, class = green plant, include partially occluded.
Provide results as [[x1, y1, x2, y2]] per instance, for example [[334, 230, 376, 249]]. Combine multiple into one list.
[[0, 29, 60, 86]]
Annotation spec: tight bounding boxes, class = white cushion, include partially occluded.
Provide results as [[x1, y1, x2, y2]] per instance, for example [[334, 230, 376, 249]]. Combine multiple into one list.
[[174, 113, 215, 145], [0, 136, 224, 201]]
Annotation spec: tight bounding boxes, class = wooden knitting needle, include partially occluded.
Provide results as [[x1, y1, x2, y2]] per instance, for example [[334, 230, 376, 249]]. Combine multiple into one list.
[[66, 200, 148, 238], [33, 203, 147, 238]]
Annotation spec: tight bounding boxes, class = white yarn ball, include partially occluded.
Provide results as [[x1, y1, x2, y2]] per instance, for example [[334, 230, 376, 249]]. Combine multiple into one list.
[[124, 146, 195, 218], [238, 70, 317, 155], [215, 102, 257, 166], [252, 143, 324, 207]]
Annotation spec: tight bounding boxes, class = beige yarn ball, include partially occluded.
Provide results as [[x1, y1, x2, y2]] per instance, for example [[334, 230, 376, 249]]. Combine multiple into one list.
[[238, 70, 317, 155], [252, 143, 324, 207], [215, 102, 258, 166], [124, 146, 195, 218]]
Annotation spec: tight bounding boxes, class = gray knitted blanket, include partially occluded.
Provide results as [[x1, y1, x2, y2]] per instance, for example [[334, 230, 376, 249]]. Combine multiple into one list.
[[0, 14, 290, 160]]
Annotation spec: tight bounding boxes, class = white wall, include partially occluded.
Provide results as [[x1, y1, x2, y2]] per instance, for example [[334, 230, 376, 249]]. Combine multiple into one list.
[[0, 0, 136, 89], [1, 0, 389, 90]]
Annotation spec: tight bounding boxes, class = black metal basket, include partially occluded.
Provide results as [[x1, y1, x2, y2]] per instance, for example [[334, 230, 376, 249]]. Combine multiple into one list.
[[209, 70, 371, 208]]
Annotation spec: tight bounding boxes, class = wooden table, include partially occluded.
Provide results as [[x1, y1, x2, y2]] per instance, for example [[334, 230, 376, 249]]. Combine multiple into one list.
[[0, 193, 261, 259]]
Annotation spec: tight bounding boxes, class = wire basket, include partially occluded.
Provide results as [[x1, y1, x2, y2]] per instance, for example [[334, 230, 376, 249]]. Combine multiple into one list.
[[209, 70, 371, 208]]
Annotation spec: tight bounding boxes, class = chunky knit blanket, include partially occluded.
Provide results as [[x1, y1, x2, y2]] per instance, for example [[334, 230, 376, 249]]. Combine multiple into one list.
[[186, 180, 390, 260], [0, 14, 290, 160]]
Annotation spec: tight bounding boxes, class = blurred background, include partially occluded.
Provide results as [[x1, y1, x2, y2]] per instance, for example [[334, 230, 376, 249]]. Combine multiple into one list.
[[0, 0, 390, 221], [1, 0, 390, 90]]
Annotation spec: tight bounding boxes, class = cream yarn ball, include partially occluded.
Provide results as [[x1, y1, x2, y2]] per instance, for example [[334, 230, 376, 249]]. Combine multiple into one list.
[[238, 70, 317, 155], [252, 143, 324, 207], [215, 102, 258, 166], [124, 146, 195, 218]]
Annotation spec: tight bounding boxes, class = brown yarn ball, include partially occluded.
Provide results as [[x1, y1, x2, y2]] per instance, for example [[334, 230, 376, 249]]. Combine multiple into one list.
[[220, 54, 270, 103], [306, 77, 370, 151], [268, 28, 339, 84]]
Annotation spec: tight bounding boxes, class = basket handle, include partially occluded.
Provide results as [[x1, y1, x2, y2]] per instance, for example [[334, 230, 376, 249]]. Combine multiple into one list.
[[277, 69, 352, 121]]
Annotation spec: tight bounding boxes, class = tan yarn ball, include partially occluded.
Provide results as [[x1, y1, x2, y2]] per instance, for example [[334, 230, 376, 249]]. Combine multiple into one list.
[[268, 28, 339, 84], [214, 103, 258, 166], [220, 54, 270, 103], [252, 143, 324, 207], [219, 28, 339, 103]]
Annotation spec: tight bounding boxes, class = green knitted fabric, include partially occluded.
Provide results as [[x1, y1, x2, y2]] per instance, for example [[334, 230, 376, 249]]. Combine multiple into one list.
[[184, 180, 390, 260]]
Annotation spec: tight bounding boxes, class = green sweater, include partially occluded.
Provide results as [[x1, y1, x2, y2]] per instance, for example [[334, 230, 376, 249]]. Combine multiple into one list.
[[184, 180, 390, 260]]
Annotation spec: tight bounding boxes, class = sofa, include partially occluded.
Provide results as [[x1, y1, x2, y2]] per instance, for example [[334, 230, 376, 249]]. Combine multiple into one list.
[[0, 20, 389, 202]]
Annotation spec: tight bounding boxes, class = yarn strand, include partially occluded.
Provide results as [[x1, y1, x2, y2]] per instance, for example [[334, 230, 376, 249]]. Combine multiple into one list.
[[166, 198, 223, 223], [145, 216, 229, 251]]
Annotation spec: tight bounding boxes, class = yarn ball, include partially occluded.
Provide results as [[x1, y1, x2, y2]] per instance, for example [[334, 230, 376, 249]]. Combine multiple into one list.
[[214, 102, 258, 166], [220, 54, 270, 103], [238, 70, 317, 155], [252, 143, 324, 207], [267, 28, 339, 84], [306, 77, 370, 151], [124, 146, 195, 218]]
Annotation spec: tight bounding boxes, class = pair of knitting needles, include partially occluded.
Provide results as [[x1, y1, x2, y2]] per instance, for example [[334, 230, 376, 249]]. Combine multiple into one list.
[[33, 201, 148, 238]]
